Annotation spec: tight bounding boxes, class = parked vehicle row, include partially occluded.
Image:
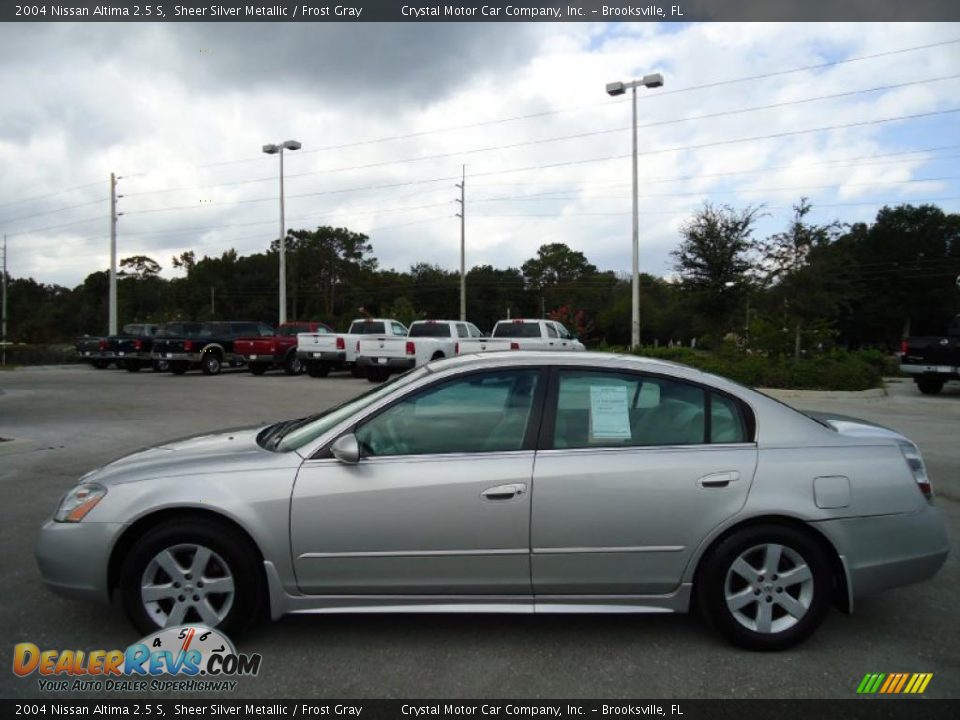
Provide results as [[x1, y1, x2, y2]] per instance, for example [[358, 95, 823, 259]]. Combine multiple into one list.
[[76, 317, 586, 379]]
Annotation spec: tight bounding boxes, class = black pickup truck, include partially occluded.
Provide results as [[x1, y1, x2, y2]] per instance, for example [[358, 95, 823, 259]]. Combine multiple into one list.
[[900, 314, 960, 394], [116, 322, 199, 372], [75, 324, 159, 369], [151, 320, 274, 375]]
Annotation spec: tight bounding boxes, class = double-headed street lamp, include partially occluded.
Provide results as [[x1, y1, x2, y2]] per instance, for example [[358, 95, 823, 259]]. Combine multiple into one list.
[[263, 139, 302, 325], [606, 73, 664, 349]]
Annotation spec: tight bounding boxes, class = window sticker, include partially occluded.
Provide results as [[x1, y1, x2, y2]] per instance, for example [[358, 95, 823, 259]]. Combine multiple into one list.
[[589, 385, 632, 440]]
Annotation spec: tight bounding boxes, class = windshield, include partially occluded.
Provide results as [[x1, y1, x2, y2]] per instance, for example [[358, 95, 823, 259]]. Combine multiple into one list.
[[410, 323, 452, 338], [493, 322, 541, 338], [274, 366, 431, 452]]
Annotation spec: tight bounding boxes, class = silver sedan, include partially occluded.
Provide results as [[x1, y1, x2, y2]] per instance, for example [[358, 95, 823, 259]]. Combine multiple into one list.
[[36, 352, 948, 650]]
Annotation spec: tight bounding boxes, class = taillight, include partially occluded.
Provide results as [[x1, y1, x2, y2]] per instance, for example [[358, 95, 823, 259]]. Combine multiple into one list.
[[336, 337, 345, 350], [355, 340, 360, 353], [455, 342, 460, 354], [900, 339, 909, 355], [900, 442, 932, 500], [183, 340, 194, 352], [133, 339, 143, 350], [406, 341, 415, 355], [98, 339, 107, 350], [510, 342, 520, 350]]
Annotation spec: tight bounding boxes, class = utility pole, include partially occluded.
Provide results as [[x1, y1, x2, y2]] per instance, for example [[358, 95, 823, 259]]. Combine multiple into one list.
[[1, 235, 7, 367], [210, 287, 215, 316], [109, 172, 118, 335], [455, 165, 466, 321]]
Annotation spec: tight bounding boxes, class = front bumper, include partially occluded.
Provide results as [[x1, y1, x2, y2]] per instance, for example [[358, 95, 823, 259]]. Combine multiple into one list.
[[815, 505, 949, 602], [356, 356, 416, 371], [35, 519, 122, 604]]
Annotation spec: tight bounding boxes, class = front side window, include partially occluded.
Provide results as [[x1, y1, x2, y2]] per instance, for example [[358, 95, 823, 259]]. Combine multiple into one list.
[[552, 371, 710, 449], [356, 369, 540, 457], [455, 323, 469, 338], [546, 324, 559, 338]]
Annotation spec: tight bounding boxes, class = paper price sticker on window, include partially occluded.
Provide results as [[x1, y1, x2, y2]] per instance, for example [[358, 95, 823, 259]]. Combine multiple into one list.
[[589, 385, 632, 441]]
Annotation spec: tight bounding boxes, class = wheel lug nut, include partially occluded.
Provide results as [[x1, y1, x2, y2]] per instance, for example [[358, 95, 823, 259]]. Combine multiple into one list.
[[173, 582, 181, 588], [772, 575, 778, 581], [776, 587, 783, 593], [197, 581, 204, 588], [193, 594, 200, 601], [185, 574, 192, 580], [765, 596, 773, 602], [178, 595, 185, 602], [754, 589, 761, 596]]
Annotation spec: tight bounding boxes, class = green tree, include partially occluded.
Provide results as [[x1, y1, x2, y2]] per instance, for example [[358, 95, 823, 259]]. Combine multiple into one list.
[[672, 203, 762, 347]]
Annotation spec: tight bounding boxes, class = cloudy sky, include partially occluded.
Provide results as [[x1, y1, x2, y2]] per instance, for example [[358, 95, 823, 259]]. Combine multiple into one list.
[[1, 21, 959, 288]]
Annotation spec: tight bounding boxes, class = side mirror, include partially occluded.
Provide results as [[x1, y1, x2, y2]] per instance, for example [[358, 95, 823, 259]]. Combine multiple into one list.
[[330, 434, 360, 465]]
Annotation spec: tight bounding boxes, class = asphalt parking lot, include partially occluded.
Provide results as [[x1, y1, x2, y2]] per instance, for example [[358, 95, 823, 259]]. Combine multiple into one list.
[[1, 366, 958, 699]]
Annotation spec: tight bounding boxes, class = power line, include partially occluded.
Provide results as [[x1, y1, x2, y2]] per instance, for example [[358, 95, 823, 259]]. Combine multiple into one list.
[[0, 179, 103, 211]]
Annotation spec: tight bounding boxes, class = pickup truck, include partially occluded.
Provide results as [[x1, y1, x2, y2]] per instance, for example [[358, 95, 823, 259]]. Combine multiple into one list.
[[152, 321, 275, 375], [900, 314, 960, 394], [357, 319, 485, 382], [298, 318, 408, 378], [236, 321, 332, 376], [456, 318, 585, 355], [75, 324, 159, 369]]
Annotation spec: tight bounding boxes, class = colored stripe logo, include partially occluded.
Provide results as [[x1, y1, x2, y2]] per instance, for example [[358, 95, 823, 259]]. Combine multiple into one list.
[[856, 673, 933, 694]]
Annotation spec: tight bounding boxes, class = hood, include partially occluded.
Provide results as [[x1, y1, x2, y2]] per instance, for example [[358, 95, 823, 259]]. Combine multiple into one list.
[[81, 426, 297, 486], [803, 411, 913, 446]]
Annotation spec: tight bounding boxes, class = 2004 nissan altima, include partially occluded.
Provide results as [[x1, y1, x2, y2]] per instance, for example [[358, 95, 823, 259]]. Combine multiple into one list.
[[36, 352, 948, 649]]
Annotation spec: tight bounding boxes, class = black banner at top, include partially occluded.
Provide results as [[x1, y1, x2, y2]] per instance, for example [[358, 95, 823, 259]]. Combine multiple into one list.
[[4, 0, 960, 23]]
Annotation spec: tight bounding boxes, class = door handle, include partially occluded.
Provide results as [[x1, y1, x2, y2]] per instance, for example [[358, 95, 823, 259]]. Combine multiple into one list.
[[698, 471, 740, 488], [481, 483, 527, 501]]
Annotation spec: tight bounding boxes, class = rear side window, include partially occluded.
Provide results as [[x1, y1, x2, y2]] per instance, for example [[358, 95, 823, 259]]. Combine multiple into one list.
[[493, 322, 541, 338], [551, 371, 748, 449]]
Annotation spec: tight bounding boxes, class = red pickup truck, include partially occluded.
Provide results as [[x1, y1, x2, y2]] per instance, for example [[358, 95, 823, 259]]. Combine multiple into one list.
[[235, 321, 332, 376]]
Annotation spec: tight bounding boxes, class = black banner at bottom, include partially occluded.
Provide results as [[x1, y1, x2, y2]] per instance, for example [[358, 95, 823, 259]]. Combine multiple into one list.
[[3, 700, 958, 720]]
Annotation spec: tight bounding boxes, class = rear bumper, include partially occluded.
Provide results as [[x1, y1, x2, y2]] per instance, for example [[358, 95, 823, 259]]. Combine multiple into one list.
[[152, 352, 198, 363], [814, 505, 949, 602], [901, 363, 958, 377], [298, 350, 346, 363], [78, 351, 116, 360], [356, 356, 416, 371]]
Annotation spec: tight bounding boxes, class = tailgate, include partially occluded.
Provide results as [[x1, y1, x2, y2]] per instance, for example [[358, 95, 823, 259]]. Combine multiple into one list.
[[298, 333, 340, 351], [904, 337, 960, 366], [458, 338, 513, 354], [359, 336, 407, 357]]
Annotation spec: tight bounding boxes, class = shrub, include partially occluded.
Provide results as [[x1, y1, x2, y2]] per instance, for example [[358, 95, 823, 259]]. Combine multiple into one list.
[[1, 344, 82, 366]]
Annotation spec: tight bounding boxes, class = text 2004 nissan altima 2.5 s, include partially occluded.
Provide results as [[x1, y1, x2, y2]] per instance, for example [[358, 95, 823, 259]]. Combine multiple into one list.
[[36, 352, 948, 650]]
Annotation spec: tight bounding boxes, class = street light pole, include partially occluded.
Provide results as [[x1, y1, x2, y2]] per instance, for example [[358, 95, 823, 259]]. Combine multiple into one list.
[[263, 140, 302, 325], [456, 165, 466, 322], [109, 172, 117, 335], [606, 73, 664, 349]]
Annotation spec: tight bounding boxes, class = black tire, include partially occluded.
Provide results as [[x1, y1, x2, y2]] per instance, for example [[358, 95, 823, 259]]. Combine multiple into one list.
[[200, 352, 222, 376], [152, 360, 169, 373], [91, 360, 109, 369], [696, 524, 832, 651], [284, 353, 304, 376], [917, 377, 944, 395], [249, 363, 268, 376], [119, 518, 265, 637], [124, 360, 142, 372], [169, 361, 189, 375], [350, 365, 364, 378]]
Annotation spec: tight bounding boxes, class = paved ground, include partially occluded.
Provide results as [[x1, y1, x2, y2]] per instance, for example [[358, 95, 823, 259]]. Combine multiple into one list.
[[1, 366, 958, 699]]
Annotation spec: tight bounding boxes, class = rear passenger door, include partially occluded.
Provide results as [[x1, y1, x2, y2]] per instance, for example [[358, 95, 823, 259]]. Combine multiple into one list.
[[531, 368, 757, 596]]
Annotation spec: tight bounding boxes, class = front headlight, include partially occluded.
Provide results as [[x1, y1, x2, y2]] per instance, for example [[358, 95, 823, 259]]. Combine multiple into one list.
[[54, 483, 107, 522]]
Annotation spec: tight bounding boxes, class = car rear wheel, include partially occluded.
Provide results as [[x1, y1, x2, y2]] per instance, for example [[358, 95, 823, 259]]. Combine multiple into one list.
[[249, 363, 268, 376], [201, 353, 222, 376], [917, 377, 944, 395], [120, 519, 264, 636], [285, 354, 304, 375], [697, 524, 832, 650]]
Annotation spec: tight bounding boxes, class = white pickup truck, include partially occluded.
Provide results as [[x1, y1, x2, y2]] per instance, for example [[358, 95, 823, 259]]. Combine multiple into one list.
[[456, 318, 585, 355], [357, 319, 484, 382], [298, 318, 407, 378]]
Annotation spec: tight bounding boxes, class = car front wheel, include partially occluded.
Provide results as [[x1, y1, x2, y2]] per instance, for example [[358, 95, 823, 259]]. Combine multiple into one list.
[[119, 519, 264, 636], [697, 524, 832, 650], [917, 377, 944, 395]]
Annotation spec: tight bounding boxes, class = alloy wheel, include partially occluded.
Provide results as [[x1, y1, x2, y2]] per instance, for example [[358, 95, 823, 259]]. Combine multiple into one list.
[[724, 543, 814, 634], [140, 543, 235, 628]]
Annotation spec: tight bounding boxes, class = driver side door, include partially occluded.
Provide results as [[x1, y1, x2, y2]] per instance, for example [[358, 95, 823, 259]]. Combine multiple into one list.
[[290, 368, 545, 596]]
